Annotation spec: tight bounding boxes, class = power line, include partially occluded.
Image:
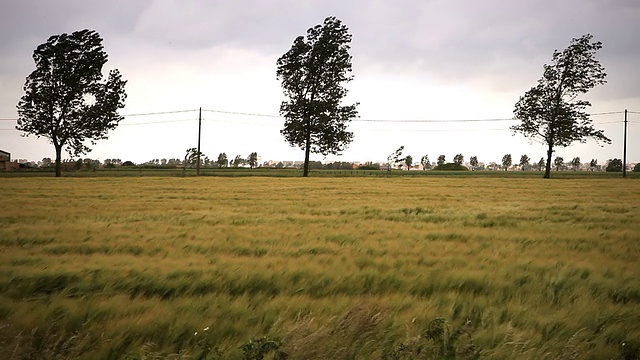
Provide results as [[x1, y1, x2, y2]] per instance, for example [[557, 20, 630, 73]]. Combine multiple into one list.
[[358, 127, 511, 132], [203, 109, 517, 123], [355, 118, 514, 123], [1, 109, 198, 120], [204, 118, 278, 126], [593, 120, 625, 124], [204, 108, 631, 122], [590, 111, 626, 116], [202, 108, 281, 118], [120, 118, 196, 126], [122, 109, 198, 117], [2, 108, 637, 126]]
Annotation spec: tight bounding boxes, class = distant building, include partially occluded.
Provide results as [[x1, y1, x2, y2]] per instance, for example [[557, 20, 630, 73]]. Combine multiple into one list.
[[0, 149, 19, 170]]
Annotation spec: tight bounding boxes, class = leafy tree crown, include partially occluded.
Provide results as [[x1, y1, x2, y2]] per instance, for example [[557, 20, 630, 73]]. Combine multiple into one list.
[[276, 16, 358, 156], [17, 29, 127, 158], [511, 34, 610, 148]]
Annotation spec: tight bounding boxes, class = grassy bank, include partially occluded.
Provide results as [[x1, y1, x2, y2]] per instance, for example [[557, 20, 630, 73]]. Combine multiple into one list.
[[0, 177, 638, 359]]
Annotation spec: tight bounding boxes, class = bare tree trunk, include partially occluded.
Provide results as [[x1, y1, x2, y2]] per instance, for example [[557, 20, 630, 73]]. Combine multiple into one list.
[[54, 142, 62, 177], [544, 143, 553, 179], [303, 124, 311, 177]]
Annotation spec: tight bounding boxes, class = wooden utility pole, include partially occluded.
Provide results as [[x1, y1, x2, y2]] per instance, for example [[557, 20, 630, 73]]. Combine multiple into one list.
[[623, 109, 628, 178], [197, 107, 202, 176]]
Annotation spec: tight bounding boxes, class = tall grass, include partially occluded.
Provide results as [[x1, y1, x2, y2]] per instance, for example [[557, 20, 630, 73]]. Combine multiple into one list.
[[0, 177, 638, 359]]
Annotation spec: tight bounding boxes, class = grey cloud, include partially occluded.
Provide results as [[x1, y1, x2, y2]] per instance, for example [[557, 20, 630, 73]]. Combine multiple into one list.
[[2, 0, 639, 105], [347, 0, 640, 92], [0, 0, 151, 47]]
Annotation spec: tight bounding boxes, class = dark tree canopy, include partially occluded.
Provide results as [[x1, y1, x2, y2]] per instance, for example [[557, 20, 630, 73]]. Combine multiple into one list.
[[404, 155, 413, 170], [570, 156, 581, 170], [421, 155, 431, 170], [502, 154, 512, 171], [16, 29, 126, 177], [184, 148, 205, 168], [217, 153, 228, 168], [387, 146, 405, 170], [511, 34, 609, 178], [606, 158, 623, 172], [247, 152, 258, 169], [469, 156, 478, 170], [519, 154, 530, 170], [276, 16, 358, 177]]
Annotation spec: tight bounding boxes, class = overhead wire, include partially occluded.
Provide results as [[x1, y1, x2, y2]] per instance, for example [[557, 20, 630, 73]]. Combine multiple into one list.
[[0, 108, 637, 130], [120, 118, 197, 126], [202, 108, 281, 118], [122, 109, 199, 117]]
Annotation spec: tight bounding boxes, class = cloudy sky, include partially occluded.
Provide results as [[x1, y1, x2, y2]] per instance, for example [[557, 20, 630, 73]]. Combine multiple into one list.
[[1, 0, 639, 165]]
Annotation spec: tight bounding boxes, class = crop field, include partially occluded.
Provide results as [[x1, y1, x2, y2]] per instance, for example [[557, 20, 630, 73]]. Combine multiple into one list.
[[0, 176, 639, 359]]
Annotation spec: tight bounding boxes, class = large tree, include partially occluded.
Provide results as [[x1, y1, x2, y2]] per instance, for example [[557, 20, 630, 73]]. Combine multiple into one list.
[[276, 16, 359, 177], [554, 156, 565, 171], [469, 156, 478, 170], [502, 154, 512, 171], [404, 155, 413, 170], [247, 152, 258, 169], [511, 34, 610, 179], [231, 155, 244, 168], [386, 146, 404, 175], [453, 154, 464, 165], [420, 155, 431, 170], [606, 158, 622, 172], [217, 152, 228, 168], [16, 29, 126, 177], [184, 148, 205, 168], [519, 154, 530, 171], [570, 157, 581, 171]]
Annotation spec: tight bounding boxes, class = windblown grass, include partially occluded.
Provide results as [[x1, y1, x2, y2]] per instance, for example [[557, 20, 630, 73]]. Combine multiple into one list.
[[0, 177, 638, 359]]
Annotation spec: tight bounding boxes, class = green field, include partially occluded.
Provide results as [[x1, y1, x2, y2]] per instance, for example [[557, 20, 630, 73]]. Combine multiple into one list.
[[1, 176, 639, 359]]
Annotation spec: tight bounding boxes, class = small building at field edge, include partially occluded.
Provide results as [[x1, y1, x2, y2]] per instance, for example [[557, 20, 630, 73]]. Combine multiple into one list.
[[0, 149, 19, 170]]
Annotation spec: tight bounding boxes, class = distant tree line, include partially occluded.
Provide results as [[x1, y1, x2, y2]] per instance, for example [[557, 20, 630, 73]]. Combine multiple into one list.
[[377, 150, 633, 173], [15, 154, 639, 173]]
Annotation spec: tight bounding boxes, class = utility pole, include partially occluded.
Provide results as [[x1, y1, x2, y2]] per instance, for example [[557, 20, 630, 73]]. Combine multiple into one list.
[[623, 109, 628, 178], [197, 107, 202, 176]]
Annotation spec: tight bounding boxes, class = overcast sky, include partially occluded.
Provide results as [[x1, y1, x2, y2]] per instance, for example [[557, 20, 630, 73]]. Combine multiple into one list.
[[1, 0, 639, 165]]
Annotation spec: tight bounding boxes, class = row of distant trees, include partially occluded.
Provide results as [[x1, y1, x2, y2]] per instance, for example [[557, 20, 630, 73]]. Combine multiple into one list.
[[416, 154, 619, 172], [182, 149, 260, 169], [25, 154, 635, 173], [386, 148, 632, 172], [33, 151, 261, 170]]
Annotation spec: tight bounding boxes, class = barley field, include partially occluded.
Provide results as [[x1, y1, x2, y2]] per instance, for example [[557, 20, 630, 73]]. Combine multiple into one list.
[[0, 176, 638, 359]]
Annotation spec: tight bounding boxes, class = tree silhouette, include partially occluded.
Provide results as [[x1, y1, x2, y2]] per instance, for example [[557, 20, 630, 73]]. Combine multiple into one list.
[[511, 34, 610, 178], [277, 17, 358, 177], [16, 29, 126, 177]]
